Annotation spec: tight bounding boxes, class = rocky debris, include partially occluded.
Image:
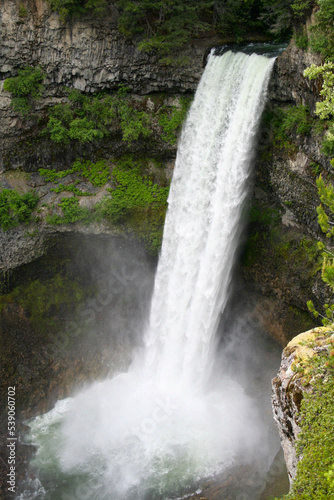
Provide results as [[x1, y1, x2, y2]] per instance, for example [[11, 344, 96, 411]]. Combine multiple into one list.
[[272, 326, 334, 483]]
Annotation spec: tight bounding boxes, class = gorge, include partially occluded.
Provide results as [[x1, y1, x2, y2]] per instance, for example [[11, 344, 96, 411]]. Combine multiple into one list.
[[1, 1, 334, 499], [17, 48, 281, 500]]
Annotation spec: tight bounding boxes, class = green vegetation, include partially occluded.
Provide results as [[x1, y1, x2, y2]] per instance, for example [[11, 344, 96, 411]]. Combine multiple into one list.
[[50, 183, 92, 196], [304, 63, 334, 158], [259, 0, 313, 37], [47, 0, 106, 21], [45, 156, 169, 255], [18, 4, 27, 18], [309, 0, 334, 61], [45, 0, 318, 61], [44, 89, 189, 147], [307, 174, 334, 324], [45, 90, 115, 144], [276, 331, 334, 499], [47, 197, 93, 225], [244, 199, 322, 279], [3, 66, 45, 116], [267, 100, 334, 159], [265, 105, 314, 155], [45, 88, 153, 145], [0, 274, 88, 334], [281, 104, 313, 135], [158, 98, 191, 144], [39, 159, 111, 187], [0, 189, 39, 231], [117, 0, 213, 62]]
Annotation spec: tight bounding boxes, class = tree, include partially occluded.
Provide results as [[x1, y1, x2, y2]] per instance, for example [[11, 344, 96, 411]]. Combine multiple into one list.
[[303, 61, 334, 323], [304, 63, 334, 159], [309, 0, 334, 61]]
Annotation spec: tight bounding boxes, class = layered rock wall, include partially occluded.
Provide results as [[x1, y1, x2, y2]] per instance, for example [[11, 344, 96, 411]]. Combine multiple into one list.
[[0, 0, 209, 93], [0, 0, 223, 174]]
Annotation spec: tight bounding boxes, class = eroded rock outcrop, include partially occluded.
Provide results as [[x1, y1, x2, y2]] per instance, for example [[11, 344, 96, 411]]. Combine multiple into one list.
[[272, 326, 334, 483]]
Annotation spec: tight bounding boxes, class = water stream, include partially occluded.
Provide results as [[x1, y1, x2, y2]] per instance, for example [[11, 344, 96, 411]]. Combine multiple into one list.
[[19, 49, 279, 500]]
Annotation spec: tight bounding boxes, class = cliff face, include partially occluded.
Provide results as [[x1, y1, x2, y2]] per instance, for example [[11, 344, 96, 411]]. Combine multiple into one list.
[[241, 40, 333, 345], [0, 0, 208, 93], [0, 1, 328, 329], [0, 0, 223, 175], [0, 0, 212, 275], [1, 4, 332, 497], [267, 41, 331, 232]]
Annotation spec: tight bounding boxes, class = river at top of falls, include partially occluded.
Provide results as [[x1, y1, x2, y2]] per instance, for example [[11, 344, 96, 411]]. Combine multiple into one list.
[[19, 50, 278, 500]]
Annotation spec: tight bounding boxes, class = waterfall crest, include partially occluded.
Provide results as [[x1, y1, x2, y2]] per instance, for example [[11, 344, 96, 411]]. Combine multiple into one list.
[[21, 50, 277, 500]]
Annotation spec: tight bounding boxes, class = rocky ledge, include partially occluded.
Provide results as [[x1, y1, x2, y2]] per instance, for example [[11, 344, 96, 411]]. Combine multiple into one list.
[[272, 326, 334, 484]]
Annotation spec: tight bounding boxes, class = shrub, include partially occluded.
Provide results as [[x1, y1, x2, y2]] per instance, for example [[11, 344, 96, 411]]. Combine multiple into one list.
[[39, 159, 111, 187], [45, 156, 169, 255], [158, 97, 192, 144], [47, 0, 106, 21], [117, 0, 213, 61], [309, 0, 334, 62], [3, 66, 45, 116], [45, 89, 152, 146], [281, 104, 313, 135], [0, 189, 39, 231]]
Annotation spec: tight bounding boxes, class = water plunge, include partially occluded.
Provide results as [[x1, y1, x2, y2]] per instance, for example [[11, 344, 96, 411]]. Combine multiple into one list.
[[21, 50, 278, 500]]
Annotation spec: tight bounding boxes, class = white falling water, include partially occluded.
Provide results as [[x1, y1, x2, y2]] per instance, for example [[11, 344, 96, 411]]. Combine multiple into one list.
[[143, 50, 275, 392], [21, 50, 276, 500]]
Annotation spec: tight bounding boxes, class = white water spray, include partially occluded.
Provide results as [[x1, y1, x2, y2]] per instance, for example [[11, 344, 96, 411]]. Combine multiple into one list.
[[22, 50, 276, 500]]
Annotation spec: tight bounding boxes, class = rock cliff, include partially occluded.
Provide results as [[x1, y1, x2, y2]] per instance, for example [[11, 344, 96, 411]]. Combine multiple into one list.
[[241, 39, 333, 345], [0, 0, 209, 93], [1, 3, 333, 498], [272, 326, 334, 486], [0, 0, 220, 173]]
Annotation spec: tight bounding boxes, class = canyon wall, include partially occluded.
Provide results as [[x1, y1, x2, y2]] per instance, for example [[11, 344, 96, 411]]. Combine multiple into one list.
[[0, 3, 332, 495]]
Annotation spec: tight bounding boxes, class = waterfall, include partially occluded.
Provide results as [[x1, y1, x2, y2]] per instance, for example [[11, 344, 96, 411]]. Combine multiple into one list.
[[20, 50, 277, 500], [143, 51, 275, 391]]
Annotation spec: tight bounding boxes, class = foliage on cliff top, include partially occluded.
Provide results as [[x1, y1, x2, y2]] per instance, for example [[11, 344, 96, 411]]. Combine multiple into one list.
[[308, 0, 334, 61], [0, 189, 39, 231], [3, 66, 45, 116], [117, 0, 213, 61], [44, 0, 316, 61], [47, 0, 106, 21]]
